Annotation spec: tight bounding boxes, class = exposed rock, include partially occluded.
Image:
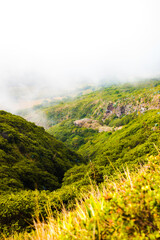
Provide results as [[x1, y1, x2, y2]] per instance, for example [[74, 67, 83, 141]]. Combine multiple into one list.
[[74, 118, 93, 127], [121, 106, 125, 115], [102, 94, 160, 122], [98, 126, 112, 132], [114, 126, 123, 131], [107, 102, 114, 112], [74, 118, 119, 133], [73, 93, 160, 133]]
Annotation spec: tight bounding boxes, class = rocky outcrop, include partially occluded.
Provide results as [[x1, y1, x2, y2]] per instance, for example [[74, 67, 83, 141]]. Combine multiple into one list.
[[74, 118, 92, 127], [102, 94, 160, 122], [74, 118, 113, 132]]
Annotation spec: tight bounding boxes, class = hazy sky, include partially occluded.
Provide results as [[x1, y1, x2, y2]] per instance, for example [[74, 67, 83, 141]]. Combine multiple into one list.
[[0, 0, 160, 110]]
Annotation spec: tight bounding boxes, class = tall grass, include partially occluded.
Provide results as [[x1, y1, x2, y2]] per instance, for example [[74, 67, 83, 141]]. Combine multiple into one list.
[[4, 155, 160, 240]]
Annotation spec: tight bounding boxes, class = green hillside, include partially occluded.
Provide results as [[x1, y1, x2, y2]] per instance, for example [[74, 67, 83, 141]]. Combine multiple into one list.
[[0, 111, 83, 192], [44, 79, 160, 126], [47, 119, 98, 150], [1, 79, 160, 238], [6, 155, 160, 240], [56, 110, 159, 188], [46, 80, 160, 188]]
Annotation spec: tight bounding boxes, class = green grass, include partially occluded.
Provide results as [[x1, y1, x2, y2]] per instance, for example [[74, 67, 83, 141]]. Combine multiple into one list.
[[4, 154, 160, 240]]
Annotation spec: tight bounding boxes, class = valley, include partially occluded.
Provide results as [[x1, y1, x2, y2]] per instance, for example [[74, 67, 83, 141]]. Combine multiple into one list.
[[1, 79, 160, 239]]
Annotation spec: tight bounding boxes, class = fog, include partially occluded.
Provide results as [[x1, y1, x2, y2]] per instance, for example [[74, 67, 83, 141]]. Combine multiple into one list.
[[0, 0, 160, 112]]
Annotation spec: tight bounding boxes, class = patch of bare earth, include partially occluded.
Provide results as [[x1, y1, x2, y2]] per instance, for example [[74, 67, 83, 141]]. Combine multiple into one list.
[[73, 118, 121, 132]]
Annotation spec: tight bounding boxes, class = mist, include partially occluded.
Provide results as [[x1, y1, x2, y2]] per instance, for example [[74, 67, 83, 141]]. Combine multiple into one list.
[[0, 0, 160, 112]]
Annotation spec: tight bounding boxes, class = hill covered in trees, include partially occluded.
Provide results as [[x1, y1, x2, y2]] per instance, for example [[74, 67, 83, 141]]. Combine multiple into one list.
[[46, 80, 160, 187], [0, 111, 83, 193], [47, 110, 160, 188], [1, 79, 160, 238]]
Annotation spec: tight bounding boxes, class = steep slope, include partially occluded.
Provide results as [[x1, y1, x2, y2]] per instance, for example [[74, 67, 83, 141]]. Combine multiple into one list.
[[47, 119, 98, 150], [0, 111, 83, 192], [4, 155, 160, 240], [45, 80, 160, 187], [44, 79, 160, 126], [61, 110, 160, 186]]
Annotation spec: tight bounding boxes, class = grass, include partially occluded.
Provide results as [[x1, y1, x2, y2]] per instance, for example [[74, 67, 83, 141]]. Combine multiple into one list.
[[4, 154, 160, 240]]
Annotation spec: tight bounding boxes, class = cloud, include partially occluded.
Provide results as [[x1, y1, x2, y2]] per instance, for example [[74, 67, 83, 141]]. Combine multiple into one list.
[[0, 0, 160, 112]]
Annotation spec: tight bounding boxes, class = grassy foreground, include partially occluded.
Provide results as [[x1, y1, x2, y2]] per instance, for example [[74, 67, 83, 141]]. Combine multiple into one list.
[[5, 154, 160, 240]]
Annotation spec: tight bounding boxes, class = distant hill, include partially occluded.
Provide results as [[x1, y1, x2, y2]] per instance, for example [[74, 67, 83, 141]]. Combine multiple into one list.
[[0, 111, 83, 192], [46, 80, 160, 187], [44, 79, 160, 126]]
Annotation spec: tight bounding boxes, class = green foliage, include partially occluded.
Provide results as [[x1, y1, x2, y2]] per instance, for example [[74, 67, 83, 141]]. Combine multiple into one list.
[[0, 184, 91, 237], [0, 111, 83, 193], [44, 79, 160, 125], [50, 155, 160, 240], [105, 112, 137, 127], [1, 80, 160, 238], [4, 155, 160, 239], [61, 110, 160, 186], [60, 155, 160, 239], [47, 120, 98, 150]]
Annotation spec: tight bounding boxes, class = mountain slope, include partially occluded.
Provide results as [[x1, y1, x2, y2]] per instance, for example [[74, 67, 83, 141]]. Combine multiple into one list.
[[1, 80, 160, 237], [0, 111, 83, 192], [44, 79, 160, 126], [47, 119, 98, 150], [61, 110, 160, 187], [45, 80, 160, 187], [5, 155, 160, 240]]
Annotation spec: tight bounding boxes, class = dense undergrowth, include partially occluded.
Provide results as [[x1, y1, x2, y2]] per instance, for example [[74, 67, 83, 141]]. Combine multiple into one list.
[[0, 111, 83, 193], [4, 154, 160, 240], [47, 119, 98, 150], [0, 184, 88, 236]]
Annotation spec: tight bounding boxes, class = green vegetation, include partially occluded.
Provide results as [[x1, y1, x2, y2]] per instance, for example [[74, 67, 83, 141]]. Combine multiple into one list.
[[44, 79, 160, 125], [0, 185, 87, 236], [1, 79, 160, 238], [47, 119, 98, 150], [0, 111, 85, 236], [5, 155, 160, 240], [2, 109, 158, 237], [0, 110, 83, 193], [104, 112, 137, 127], [78, 110, 160, 164], [47, 110, 160, 188]]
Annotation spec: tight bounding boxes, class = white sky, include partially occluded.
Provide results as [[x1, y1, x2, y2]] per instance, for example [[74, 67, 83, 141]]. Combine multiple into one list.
[[0, 0, 160, 110]]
